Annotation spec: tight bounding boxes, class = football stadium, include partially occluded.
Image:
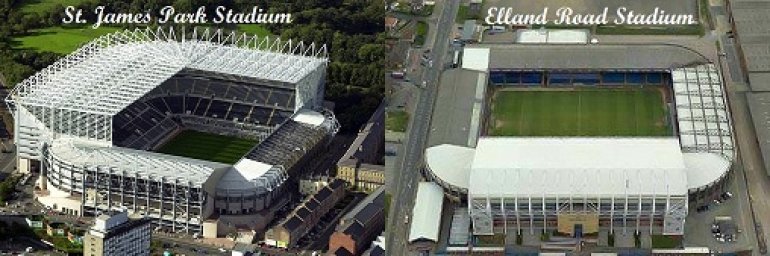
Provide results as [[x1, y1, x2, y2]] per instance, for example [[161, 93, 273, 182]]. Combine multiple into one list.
[[424, 44, 735, 237], [5, 27, 339, 236]]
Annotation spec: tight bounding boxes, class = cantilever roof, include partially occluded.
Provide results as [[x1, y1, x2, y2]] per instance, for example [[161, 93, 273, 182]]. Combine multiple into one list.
[[215, 158, 286, 191], [683, 153, 731, 189], [469, 138, 689, 196], [49, 138, 228, 184], [292, 109, 327, 126], [462, 44, 705, 71], [8, 27, 327, 116], [425, 144, 474, 189], [472, 138, 686, 170]]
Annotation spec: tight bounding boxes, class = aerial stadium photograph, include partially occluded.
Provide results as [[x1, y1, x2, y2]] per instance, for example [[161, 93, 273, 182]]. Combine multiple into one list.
[[0, 1, 385, 255], [383, 0, 770, 255]]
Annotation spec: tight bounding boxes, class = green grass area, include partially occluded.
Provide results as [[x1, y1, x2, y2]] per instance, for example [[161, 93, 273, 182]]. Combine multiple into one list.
[[20, 0, 89, 14], [476, 234, 506, 246], [415, 4, 434, 16], [394, 2, 433, 16], [34, 228, 83, 254], [456, 5, 469, 23], [489, 89, 670, 137], [596, 24, 704, 36], [386, 110, 409, 132], [157, 130, 257, 164], [414, 21, 428, 46], [652, 235, 681, 248], [12, 26, 121, 54], [384, 193, 391, 216], [700, 0, 713, 30], [456, 4, 482, 23], [237, 24, 274, 37]]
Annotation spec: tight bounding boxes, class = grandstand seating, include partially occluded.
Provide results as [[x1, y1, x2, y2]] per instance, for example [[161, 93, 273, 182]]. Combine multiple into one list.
[[245, 119, 328, 175], [489, 71, 670, 86], [226, 103, 252, 121], [113, 102, 179, 149], [114, 72, 299, 150]]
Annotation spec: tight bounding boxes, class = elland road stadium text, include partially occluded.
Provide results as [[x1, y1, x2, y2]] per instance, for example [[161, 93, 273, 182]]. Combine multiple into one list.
[[62, 6, 292, 29], [485, 7, 697, 26]]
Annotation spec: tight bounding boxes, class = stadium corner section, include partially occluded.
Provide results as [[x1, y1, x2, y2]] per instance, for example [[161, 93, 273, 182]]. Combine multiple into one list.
[[4, 27, 341, 238]]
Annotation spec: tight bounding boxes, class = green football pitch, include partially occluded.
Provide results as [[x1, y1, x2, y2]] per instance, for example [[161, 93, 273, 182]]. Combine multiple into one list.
[[157, 130, 257, 164], [489, 89, 671, 137]]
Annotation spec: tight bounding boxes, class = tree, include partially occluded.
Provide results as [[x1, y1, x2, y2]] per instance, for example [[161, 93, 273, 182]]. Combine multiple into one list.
[[0, 56, 35, 87], [173, 0, 194, 13]]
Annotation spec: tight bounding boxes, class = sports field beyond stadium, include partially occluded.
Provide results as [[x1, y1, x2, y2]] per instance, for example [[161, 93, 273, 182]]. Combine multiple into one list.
[[157, 130, 257, 164], [489, 89, 670, 137]]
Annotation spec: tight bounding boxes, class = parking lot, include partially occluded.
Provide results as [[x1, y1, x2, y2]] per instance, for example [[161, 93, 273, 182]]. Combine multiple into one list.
[[712, 216, 740, 243], [684, 168, 755, 253]]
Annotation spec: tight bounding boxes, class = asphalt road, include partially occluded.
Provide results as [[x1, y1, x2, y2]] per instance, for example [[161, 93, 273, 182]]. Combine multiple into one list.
[[385, 0, 459, 255]]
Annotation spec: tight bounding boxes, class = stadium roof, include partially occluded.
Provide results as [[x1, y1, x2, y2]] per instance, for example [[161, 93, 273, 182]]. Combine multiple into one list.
[[409, 182, 444, 243], [425, 144, 474, 189], [472, 138, 686, 171], [8, 27, 327, 116], [672, 64, 734, 159], [292, 109, 328, 126], [461, 48, 489, 72], [245, 110, 336, 168], [683, 153, 731, 189], [462, 44, 706, 71], [426, 137, 730, 196], [515, 29, 589, 44], [215, 159, 286, 192], [217, 109, 338, 192], [460, 138, 691, 197], [50, 138, 228, 185]]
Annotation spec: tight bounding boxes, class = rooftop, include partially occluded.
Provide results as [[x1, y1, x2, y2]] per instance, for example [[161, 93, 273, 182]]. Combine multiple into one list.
[[470, 137, 689, 196], [463, 44, 706, 71], [748, 93, 770, 174], [8, 27, 327, 116], [343, 221, 365, 238], [50, 138, 229, 185], [730, 1, 770, 73], [215, 159, 286, 192], [425, 144, 474, 189], [341, 186, 385, 223], [408, 182, 444, 243]]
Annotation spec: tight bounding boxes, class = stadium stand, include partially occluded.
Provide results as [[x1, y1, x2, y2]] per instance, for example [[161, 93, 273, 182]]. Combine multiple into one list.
[[7, 27, 335, 236]]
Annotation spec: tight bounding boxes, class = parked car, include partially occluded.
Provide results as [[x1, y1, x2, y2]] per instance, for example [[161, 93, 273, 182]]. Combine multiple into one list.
[[720, 192, 733, 200]]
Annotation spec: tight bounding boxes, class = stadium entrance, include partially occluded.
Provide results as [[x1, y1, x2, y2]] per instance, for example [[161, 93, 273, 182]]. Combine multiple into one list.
[[557, 214, 599, 236]]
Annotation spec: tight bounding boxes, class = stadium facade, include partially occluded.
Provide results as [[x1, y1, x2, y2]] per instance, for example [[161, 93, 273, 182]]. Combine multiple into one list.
[[5, 27, 339, 236], [425, 45, 734, 236]]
